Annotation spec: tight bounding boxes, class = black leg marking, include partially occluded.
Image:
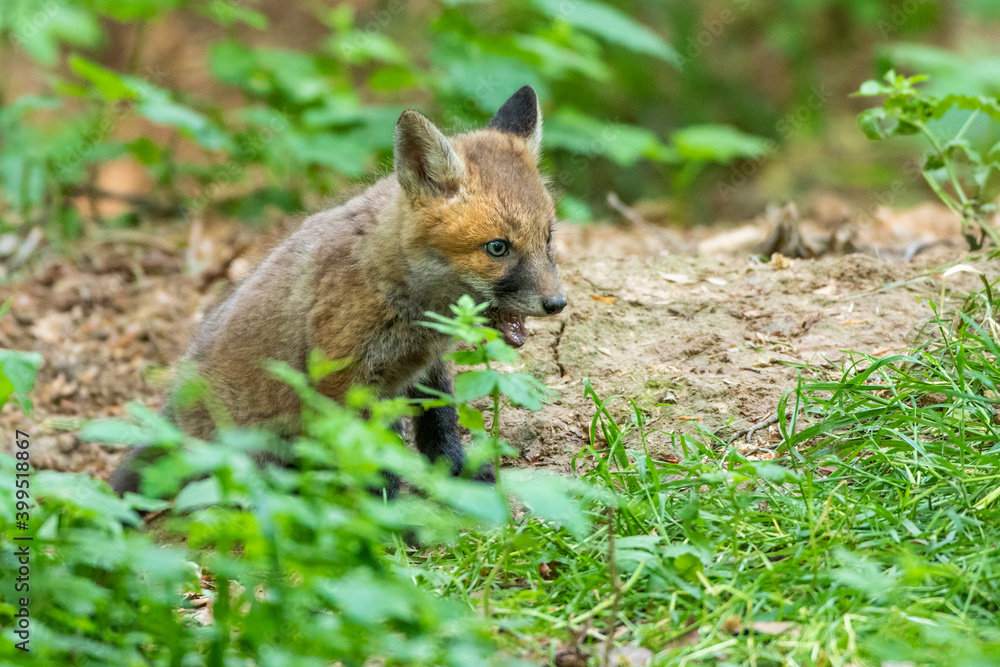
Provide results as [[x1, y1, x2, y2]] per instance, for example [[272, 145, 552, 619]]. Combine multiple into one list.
[[411, 361, 466, 477], [375, 420, 405, 499], [110, 446, 148, 496]]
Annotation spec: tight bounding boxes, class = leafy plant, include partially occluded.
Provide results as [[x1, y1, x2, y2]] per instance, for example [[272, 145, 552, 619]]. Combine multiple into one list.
[[420, 296, 595, 536], [0, 299, 42, 416], [0, 297, 595, 665], [0, 0, 786, 240], [856, 70, 1000, 249]]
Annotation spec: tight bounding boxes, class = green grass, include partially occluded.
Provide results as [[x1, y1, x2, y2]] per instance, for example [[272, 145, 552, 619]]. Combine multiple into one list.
[[3, 280, 998, 666], [415, 278, 1000, 666]]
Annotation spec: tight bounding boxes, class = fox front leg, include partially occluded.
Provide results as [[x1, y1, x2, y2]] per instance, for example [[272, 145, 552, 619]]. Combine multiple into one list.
[[411, 360, 494, 482]]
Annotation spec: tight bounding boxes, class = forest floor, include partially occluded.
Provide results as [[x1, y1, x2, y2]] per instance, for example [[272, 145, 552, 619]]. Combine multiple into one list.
[[0, 195, 988, 481]]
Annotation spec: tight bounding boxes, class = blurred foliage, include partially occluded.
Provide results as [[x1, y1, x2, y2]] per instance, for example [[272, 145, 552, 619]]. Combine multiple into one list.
[[856, 70, 1000, 248], [4, 281, 1000, 663], [0, 299, 42, 415], [0, 0, 997, 238], [0, 297, 593, 665]]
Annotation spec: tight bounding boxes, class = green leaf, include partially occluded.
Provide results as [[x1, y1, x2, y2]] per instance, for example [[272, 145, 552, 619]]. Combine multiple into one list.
[[545, 109, 667, 166], [945, 138, 982, 165], [857, 108, 898, 141], [208, 40, 257, 86], [458, 404, 485, 431], [322, 572, 417, 623], [497, 373, 550, 410], [130, 83, 232, 152], [80, 419, 150, 446], [977, 164, 1000, 204], [69, 56, 137, 100], [0, 348, 43, 416], [505, 470, 590, 537], [670, 124, 771, 164], [933, 95, 1000, 124], [202, 0, 268, 29], [448, 348, 488, 366], [483, 339, 518, 364], [284, 131, 372, 176], [663, 544, 705, 581], [531, 0, 679, 67], [923, 153, 946, 171], [453, 370, 500, 402], [175, 477, 223, 511], [126, 137, 163, 166], [436, 478, 508, 524], [857, 79, 886, 96], [511, 34, 611, 82], [34, 470, 141, 526], [307, 349, 350, 382], [439, 55, 545, 113], [988, 140, 1000, 164], [368, 66, 420, 92]]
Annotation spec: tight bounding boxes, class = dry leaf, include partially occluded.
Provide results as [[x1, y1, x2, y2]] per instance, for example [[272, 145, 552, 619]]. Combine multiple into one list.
[[539, 562, 558, 580], [659, 272, 693, 284], [663, 624, 700, 648], [722, 614, 743, 634], [812, 281, 838, 297], [609, 646, 654, 666], [750, 621, 798, 635], [770, 253, 792, 269], [590, 294, 616, 304]]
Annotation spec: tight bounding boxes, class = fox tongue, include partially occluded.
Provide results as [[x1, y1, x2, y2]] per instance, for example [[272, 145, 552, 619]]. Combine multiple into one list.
[[496, 310, 526, 348]]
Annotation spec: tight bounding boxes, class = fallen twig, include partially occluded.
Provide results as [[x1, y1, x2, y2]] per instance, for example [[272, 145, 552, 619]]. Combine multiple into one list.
[[719, 410, 790, 444]]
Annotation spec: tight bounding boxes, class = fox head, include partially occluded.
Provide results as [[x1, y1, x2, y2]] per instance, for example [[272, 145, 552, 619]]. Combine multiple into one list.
[[393, 86, 566, 347]]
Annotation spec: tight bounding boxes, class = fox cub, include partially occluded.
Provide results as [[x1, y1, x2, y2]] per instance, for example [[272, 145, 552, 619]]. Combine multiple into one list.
[[111, 86, 566, 496]]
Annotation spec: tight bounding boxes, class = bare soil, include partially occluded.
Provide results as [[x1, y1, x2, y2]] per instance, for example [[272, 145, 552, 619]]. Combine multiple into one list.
[[1, 200, 989, 480]]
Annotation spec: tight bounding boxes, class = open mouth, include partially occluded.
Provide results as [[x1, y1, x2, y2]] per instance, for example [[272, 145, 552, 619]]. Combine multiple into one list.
[[489, 308, 527, 348]]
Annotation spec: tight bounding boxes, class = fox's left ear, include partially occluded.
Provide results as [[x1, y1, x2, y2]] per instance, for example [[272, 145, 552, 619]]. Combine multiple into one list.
[[489, 85, 542, 161]]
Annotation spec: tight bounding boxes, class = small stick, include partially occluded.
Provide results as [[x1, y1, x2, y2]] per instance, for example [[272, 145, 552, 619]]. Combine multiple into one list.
[[720, 411, 788, 444], [606, 191, 658, 233]]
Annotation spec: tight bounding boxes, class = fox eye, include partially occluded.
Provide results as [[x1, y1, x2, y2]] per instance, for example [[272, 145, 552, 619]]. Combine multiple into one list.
[[485, 239, 510, 257]]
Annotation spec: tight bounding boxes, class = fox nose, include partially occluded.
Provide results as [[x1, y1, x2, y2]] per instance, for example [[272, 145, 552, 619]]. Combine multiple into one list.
[[542, 294, 567, 315]]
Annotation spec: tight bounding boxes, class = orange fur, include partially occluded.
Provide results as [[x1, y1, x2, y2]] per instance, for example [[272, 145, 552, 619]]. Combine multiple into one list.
[[111, 87, 566, 496]]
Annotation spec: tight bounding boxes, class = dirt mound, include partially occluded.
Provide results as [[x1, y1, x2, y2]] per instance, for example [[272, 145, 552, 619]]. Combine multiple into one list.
[[502, 244, 974, 468]]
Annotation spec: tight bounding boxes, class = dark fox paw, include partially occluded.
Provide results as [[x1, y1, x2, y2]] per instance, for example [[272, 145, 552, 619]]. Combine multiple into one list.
[[369, 470, 401, 500], [471, 464, 495, 484]]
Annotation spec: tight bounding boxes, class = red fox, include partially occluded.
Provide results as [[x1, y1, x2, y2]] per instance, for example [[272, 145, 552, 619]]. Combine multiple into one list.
[[111, 86, 566, 495]]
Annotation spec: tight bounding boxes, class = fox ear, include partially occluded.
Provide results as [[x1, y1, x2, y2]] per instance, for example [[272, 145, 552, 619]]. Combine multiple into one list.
[[394, 110, 465, 199], [489, 85, 542, 160]]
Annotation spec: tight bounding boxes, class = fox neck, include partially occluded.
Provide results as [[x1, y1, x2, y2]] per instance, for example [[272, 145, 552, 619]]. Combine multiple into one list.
[[358, 177, 461, 322]]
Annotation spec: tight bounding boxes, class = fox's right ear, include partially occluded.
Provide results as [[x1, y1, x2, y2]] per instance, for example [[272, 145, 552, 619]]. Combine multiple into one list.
[[394, 110, 465, 199]]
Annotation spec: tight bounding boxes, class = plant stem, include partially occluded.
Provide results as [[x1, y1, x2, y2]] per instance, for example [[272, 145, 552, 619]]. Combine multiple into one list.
[[954, 110, 980, 144], [918, 121, 970, 207]]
